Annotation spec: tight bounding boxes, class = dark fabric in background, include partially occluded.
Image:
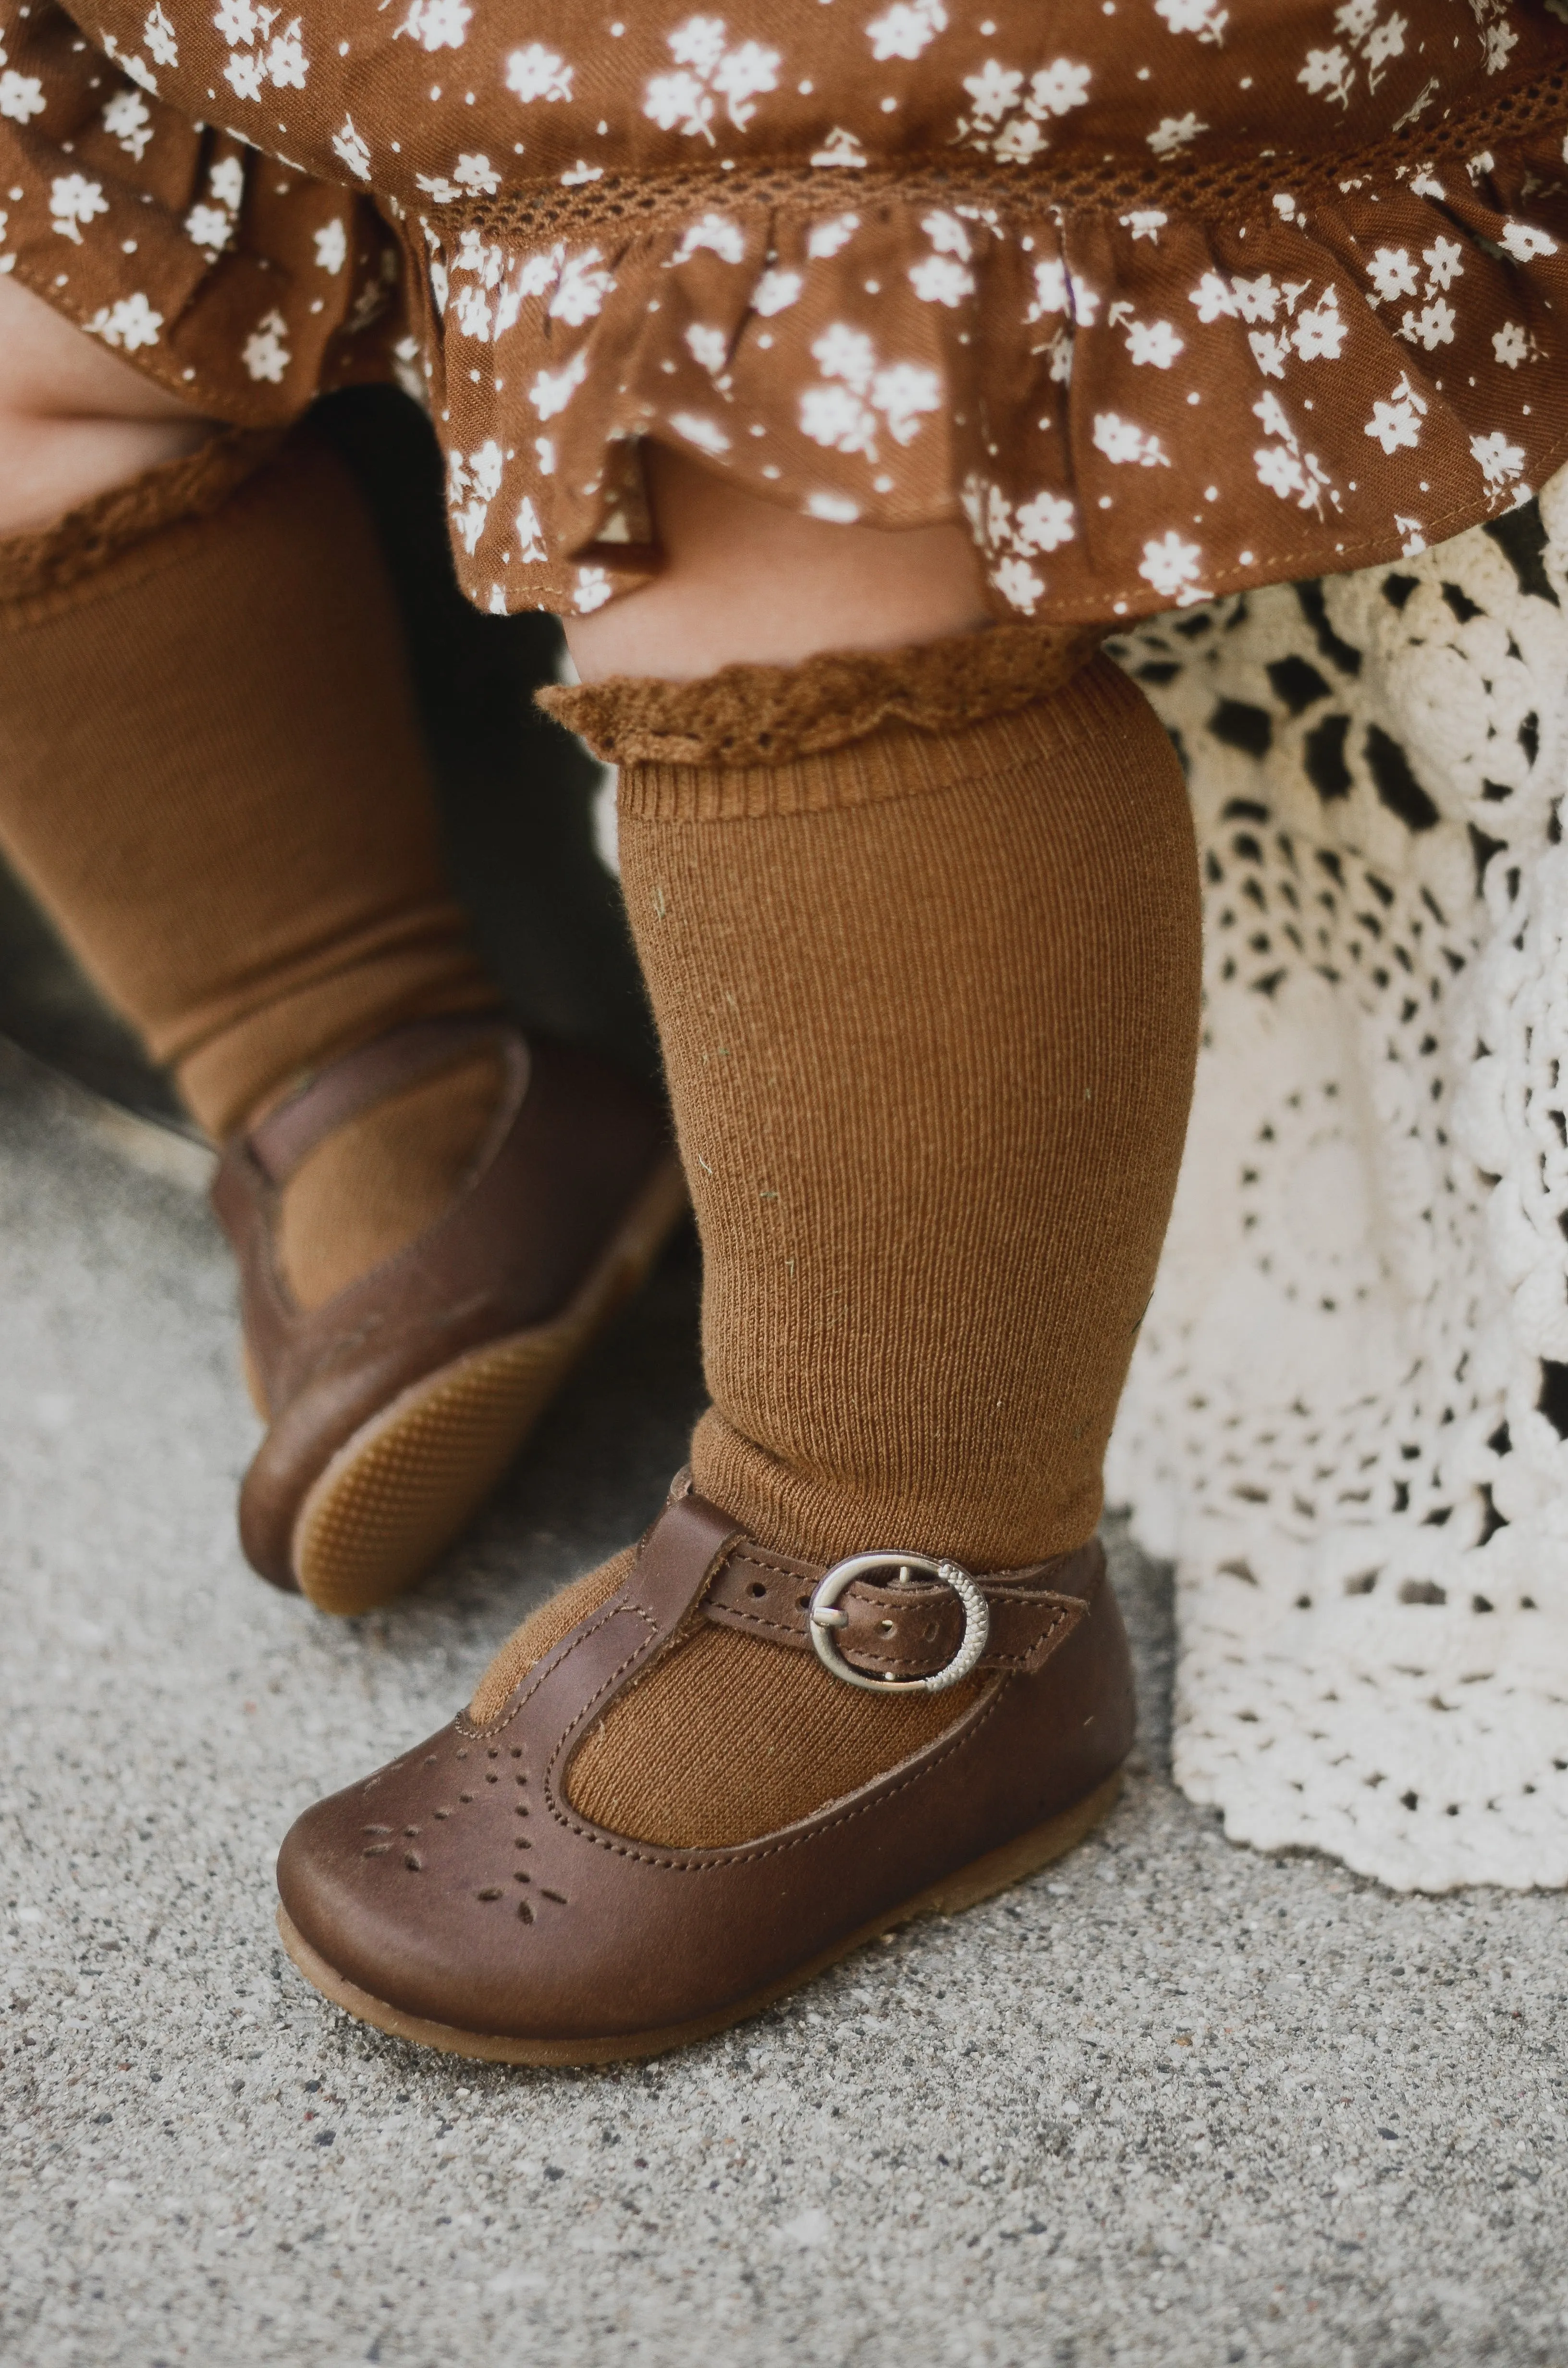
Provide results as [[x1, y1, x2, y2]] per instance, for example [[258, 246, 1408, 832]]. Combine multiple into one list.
[[0, 388, 657, 1123]]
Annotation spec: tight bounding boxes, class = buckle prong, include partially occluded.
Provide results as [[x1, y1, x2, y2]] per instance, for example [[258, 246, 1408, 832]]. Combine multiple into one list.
[[808, 1553, 990, 1695]]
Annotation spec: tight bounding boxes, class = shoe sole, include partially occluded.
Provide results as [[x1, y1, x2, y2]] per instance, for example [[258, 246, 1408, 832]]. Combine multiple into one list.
[[275, 1764, 1124, 2065], [286, 1154, 688, 1616]]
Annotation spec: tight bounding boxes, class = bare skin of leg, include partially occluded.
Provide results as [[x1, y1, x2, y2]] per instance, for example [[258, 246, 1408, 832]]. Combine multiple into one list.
[[0, 273, 212, 534], [565, 441, 991, 682]]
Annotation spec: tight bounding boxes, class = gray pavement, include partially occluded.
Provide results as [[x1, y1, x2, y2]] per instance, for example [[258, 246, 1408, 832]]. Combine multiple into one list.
[[2, 1035, 1565, 2368]]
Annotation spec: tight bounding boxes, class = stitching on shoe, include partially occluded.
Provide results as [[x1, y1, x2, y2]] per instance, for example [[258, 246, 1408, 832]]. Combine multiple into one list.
[[540, 1675, 1021, 1872], [707, 1597, 1069, 1668], [454, 1597, 658, 1742]]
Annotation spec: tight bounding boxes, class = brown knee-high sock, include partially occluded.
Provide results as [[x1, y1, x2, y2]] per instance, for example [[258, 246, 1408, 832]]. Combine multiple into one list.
[[470, 632, 1200, 1844], [0, 426, 504, 1300]]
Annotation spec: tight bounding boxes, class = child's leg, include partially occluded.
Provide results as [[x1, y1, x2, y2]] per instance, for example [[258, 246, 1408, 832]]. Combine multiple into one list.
[[464, 458, 1202, 1839], [0, 279, 679, 1607], [275, 458, 1202, 2051]]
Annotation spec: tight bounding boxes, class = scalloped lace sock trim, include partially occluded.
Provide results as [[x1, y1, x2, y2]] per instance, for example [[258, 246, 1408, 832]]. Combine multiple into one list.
[[0, 424, 496, 1141], [536, 621, 1101, 769]]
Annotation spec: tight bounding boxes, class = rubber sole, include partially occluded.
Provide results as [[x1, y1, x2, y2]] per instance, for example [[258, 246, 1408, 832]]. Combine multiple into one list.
[[276, 1764, 1124, 2065], [286, 1153, 688, 1616]]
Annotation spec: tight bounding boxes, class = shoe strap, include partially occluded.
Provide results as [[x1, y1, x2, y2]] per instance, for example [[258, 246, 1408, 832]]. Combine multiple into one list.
[[243, 1014, 520, 1185], [651, 1470, 1101, 1682]]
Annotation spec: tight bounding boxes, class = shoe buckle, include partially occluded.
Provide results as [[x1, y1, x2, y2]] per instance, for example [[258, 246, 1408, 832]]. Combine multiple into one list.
[[808, 1553, 990, 1695]]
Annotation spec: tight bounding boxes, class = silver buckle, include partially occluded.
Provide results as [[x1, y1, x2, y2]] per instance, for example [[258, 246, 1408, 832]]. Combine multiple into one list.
[[808, 1553, 990, 1695]]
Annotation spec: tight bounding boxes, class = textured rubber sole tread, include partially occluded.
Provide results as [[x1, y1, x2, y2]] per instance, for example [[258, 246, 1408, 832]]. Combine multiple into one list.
[[289, 1154, 687, 1615], [276, 1764, 1124, 2064]]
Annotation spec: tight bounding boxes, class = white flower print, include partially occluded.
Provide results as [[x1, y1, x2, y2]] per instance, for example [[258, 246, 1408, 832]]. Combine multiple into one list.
[[505, 45, 574, 102], [1492, 321, 1534, 369], [535, 438, 555, 476], [1293, 287, 1347, 360], [102, 89, 153, 159], [531, 348, 591, 420], [1499, 222, 1558, 264], [1400, 295, 1455, 350], [212, 0, 257, 44], [799, 324, 939, 459], [686, 323, 730, 375], [1367, 246, 1420, 303], [1363, 370, 1428, 453], [1423, 234, 1464, 291], [1014, 490, 1076, 552], [959, 61, 1020, 125], [644, 18, 780, 142], [670, 212, 748, 266], [0, 69, 46, 123], [242, 308, 290, 381], [398, 0, 470, 50], [515, 497, 548, 563], [1155, 0, 1228, 37], [1092, 413, 1171, 467], [185, 201, 233, 257], [225, 49, 264, 99], [50, 174, 108, 243], [332, 117, 371, 179], [210, 158, 245, 210], [1026, 254, 1098, 330], [866, 0, 946, 63], [909, 253, 974, 306], [314, 220, 347, 274], [266, 20, 307, 87], [1121, 210, 1168, 242], [671, 411, 733, 455], [549, 249, 614, 325], [452, 283, 492, 340], [992, 555, 1046, 612], [1147, 112, 1207, 154], [1138, 530, 1209, 603], [452, 154, 500, 195], [1120, 314, 1184, 369], [454, 229, 503, 286], [908, 209, 977, 309], [1252, 389, 1334, 511], [752, 268, 802, 316], [1250, 330, 1290, 377], [574, 566, 616, 614], [1471, 430, 1527, 490], [957, 56, 1090, 161], [809, 127, 868, 169], [1298, 46, 1353, 105], [86, 293, 162, 350], [446, 440, 504, 556], [801, 491, 857, 521], [806, 214, 859, 261], [142, 4, 177, 67]]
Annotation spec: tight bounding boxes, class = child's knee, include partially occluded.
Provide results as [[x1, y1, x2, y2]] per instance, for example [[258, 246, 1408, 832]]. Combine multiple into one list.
[[0, 274, 213, 532]]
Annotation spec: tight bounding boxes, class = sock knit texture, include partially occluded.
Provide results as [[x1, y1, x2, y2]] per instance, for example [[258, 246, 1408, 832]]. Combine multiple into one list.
[[0, 424, 497, 1144], [474, 646, 1202, 1847]]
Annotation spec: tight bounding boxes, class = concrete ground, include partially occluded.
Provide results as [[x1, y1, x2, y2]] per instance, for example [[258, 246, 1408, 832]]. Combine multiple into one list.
[[2, 1035, 1565, 2368]]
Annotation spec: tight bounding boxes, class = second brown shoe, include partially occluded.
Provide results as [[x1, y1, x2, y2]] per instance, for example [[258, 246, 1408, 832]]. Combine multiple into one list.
[[213, 1015, 685, 1614]]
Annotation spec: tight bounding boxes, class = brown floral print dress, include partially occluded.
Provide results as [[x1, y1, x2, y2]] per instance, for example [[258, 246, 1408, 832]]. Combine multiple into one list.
[[0, 0, 1566, 621]]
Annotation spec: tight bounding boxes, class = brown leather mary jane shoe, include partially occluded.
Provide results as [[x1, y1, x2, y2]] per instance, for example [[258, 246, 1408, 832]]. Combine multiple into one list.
[[275, 1480, 1135, 2063], [213, 1016, 685, 1614]]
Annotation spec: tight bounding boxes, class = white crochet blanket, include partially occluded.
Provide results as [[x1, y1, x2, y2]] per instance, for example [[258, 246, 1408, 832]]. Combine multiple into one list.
[[1104, 466, 1568, 1896]]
